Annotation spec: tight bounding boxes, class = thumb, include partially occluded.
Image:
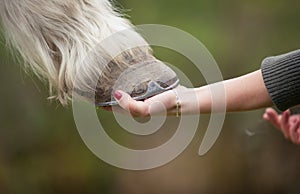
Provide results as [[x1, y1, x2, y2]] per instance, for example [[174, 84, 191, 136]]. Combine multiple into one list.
[[114, 90, 131, 111], [113, 90, 149, 116]]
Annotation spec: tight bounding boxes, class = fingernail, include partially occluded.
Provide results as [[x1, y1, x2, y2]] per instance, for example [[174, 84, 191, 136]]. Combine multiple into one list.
[[114, 90, 122, 100]]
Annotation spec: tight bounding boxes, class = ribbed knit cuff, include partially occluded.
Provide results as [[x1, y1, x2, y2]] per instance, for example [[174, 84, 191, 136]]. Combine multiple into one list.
[[261, 49, 300, 111]]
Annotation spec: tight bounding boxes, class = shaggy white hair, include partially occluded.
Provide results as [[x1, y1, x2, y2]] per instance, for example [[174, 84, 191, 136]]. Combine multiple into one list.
[[0, 0, 151, 105]]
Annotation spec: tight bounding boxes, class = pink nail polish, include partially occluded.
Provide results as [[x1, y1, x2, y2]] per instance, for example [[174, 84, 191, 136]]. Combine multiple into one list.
[[114, 91, 122, 100]]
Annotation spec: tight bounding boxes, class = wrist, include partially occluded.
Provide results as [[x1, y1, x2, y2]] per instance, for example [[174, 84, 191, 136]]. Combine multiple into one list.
[[174, 86, 201, 114]]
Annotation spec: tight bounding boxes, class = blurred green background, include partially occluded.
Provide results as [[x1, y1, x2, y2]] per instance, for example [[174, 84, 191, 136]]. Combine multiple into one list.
[[1, 0, 300, 193]]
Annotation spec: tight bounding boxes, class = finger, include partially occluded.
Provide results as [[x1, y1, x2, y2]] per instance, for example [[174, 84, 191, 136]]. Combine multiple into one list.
[[114, 90, 149, 117], [263, 108, 281, 129], [280, 110, 291, 139], [145, 90, 177, 111], [289, 115, 300, 144], [263, 112, 273, 124], [289, 119, 300, 144], [290, 116, 299, 124], [145, 86, 190, 115]]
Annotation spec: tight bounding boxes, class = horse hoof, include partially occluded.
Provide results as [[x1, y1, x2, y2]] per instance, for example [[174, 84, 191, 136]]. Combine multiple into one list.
[[95, 58, 179, 106], [74, 47, 179, 107]]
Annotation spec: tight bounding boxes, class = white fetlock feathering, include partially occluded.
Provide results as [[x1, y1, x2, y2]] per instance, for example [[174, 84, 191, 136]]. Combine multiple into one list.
[[0, 0, 179, 106], [0, 0, 152, 105]]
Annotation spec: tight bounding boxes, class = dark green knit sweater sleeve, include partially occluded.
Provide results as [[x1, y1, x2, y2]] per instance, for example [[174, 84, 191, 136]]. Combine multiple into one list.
[[261, 49, 300, 111]]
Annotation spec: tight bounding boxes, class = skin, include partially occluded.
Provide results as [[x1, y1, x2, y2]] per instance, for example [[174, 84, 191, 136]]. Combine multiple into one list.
[[263, 108, 300, 144], [112, 69, 273, 115], [108, 69, 300, 144]]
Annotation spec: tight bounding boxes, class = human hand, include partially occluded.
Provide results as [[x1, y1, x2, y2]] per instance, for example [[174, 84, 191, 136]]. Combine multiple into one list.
[[102, 85, 198, 117], [263, 108, 300, 144], [108, 85, 189, 117]]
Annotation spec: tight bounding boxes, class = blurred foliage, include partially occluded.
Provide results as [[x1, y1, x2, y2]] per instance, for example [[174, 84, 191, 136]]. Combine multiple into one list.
[[1, 0, 300, 193]]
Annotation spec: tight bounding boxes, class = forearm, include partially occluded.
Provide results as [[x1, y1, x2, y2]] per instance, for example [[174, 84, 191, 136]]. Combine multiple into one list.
[[114, 50, 300, 117], [181, 70, 273, 114], [223, 69, 273, 111]]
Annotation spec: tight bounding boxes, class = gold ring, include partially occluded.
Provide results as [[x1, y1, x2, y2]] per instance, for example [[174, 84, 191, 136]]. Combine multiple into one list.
[[172, 89, 181, 117]]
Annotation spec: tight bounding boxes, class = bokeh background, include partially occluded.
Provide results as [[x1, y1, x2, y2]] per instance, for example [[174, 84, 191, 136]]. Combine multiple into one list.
[[1, 0, 300, 193]]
